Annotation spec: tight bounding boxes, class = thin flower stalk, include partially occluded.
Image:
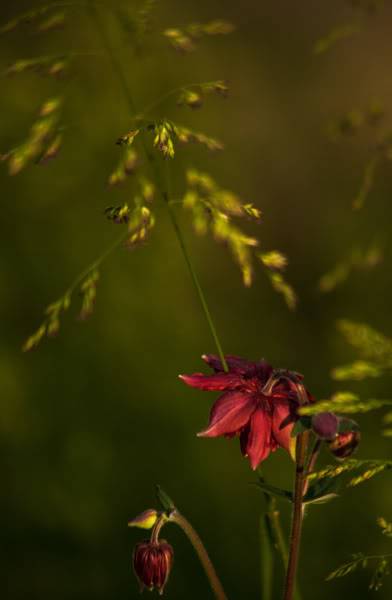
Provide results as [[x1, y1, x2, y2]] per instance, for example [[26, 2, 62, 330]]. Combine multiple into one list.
[[169, 510, 228, 600], [283, 432, 310, 600]]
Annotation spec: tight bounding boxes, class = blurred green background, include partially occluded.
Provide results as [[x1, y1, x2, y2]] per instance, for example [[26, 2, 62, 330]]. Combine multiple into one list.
[[1, 1, 391, 599]]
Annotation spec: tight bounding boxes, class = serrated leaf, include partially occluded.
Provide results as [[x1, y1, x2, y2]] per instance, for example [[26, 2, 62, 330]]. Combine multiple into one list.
[[300, 392, 392, 415], [309, 459, 392, 488]]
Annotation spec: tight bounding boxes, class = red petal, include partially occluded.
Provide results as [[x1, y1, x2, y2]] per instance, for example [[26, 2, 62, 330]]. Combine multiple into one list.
[[179, 372, 243, 391], [245, 407, 272, 470], [272, 399, 296, 457], [197, 391, 256, 438], [201, 354, 260, 375]]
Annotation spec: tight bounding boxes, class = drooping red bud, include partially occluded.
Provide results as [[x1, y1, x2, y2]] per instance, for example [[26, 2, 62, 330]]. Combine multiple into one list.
[[311, 412, 339, 440], [133, 540, 173, 595], [328, 419, 361, 459]]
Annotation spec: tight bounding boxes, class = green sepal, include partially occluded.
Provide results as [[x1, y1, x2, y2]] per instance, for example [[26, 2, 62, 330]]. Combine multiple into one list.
[[155, 484, 176, 512]]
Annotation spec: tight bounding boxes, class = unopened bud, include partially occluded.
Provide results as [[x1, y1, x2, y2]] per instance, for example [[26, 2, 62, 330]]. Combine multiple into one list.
[[133, 540, 173, 595], [128, 509, 159, 530], [328, 419, 360, 459], [311, 412, 339, 440]]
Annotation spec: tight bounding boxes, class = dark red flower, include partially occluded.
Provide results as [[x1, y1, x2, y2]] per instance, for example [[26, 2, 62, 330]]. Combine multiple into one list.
[[133, 540, 173, 595], [180, 354, 313, 470]]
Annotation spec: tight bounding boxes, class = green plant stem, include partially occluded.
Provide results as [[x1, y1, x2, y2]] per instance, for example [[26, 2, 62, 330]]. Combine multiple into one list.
[[302, 438, 322, 498], [260, 508, 274, 600], [170, 510, 228, 600], [267, 497, 288, 567], [165, 194, 228, 371], [138, 81, 220, 119], [283, 432, 310, 600], [64, 230, 129, 297], [89, 3, 228, 371], [263, 496, 302, 600], [163, 161, 228, 371]]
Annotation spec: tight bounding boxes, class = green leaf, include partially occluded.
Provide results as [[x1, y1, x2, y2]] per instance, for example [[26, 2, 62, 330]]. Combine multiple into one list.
[[254, 479, 293, 503], [304, 475, 340, 505], [299, 392, 392, 415], [309, 459, 392, 488]]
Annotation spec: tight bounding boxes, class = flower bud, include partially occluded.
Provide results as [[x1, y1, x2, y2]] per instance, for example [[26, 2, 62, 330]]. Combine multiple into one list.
[[311, 412, 338, 440], [328, 419, 361, 459], [128, 509, 159, 530], [133, 540, 173, 595]]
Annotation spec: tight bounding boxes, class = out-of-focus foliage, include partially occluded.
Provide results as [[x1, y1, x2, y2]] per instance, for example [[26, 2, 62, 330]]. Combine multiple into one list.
[[1, 97, 63, 175], [327, 517, 392, 591], [318, 244, 382, 293], [163, 19, 235, 53], [332, 320, 392, 381], [300, 391, 392, 416], [308, 459, 392, 488]]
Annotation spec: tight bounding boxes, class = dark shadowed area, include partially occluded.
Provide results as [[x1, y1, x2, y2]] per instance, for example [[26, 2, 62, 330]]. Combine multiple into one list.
[[1, 1, 391, 599]]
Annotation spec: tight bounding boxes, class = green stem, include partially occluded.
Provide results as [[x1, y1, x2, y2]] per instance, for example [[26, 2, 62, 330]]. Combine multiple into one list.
[[89, 3, 228, 371], [282, 432, 310, 600], [138, 81, 221, 119], [260, 508, 274, 600], [163, 161, 228, 371], [65, 230, 128, 297], [170, 511, 228, 600], [267, 497, 288, 568], [302, 438, 321, 498], [88, 4, 137, 114], [263, 496, 302, 600]]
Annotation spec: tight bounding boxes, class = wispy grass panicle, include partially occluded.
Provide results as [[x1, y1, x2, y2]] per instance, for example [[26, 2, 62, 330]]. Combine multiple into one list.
[[318, 243, 382, 293], [4, 55, 71, 78], [163, 19, 235, 53], [108, 147, 139, 186], [182, 169, 297, 302], [1, 97, 63, 175], [0, 4, 66, 35], [327, 517, 392, 591]]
